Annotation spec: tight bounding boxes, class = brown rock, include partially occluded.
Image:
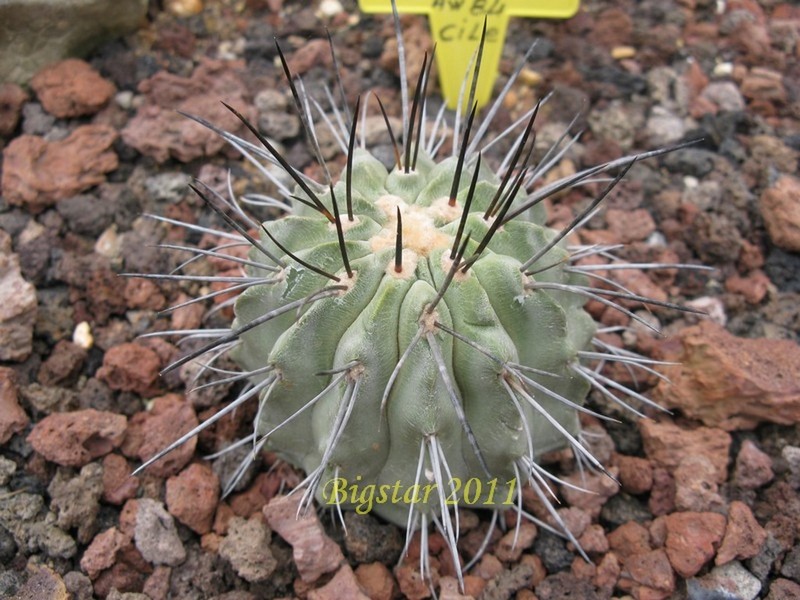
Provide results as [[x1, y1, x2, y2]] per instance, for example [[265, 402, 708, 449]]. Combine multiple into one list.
[[649, 467, 676, 517], [394, 564, 435, 600], [287, 39, 333, 75], [663, 511, 726, 578], [593, 552, 620, 593], [80, 527, 130, 580], [142, 566, 171, 600], [605, 208, 656, 243], [28, 409, 126, 467], [734, 439, 774, 489], [653, 321, 800, 430], [1, 125, 118, 213], [124, 394, 198, 478], [640, 419, 731, 482], [97, 342, 162, 397], [768, 578, 800, 600], [741, 67, 787, 104], [0, 82, 28, 137], [218, 516, 276, 583], [0, 366, 29, 443], [760, 175, 800, 253], [608, 521, 651, 559], [12, 563, 68, 600], [355, 562, 395, 600], [615, 453, 654, 495], [30, 58, 116, 118], [124, 277, 167, 311], [725, 270, 771, 304], [495, 522, 537, 562], [165, 461, 219, 534], [674, 455, 725, 512], [38, 340, 87, 386], [121, 59, 256, 163], [624, 549, 675, 597], [263, 494, 345, 583], [309, 564, 369, 600], [715, 501, 767, 565], [577, 524, 609, 554], [560, 467, 619, 517], [102, 453, 139, 505], [0, 239, 37, 362]]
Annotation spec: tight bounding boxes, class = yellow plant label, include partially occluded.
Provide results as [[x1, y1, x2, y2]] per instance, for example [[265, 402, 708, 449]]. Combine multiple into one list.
[[358, 0, 580, 109]]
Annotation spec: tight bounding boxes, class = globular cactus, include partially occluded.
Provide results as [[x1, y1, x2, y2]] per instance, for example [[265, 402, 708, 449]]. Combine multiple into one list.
[[132, 7, 703, 585]]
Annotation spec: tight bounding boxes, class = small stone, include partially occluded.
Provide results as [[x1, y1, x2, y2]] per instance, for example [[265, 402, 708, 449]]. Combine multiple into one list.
[[741, 67, 787, 104], [760, 175, 800, 253], [640, 419, 731, 483], [646, 106, 687, 146], [0, 82, 28, 136], [495, 522, 538, 562], [664, 511, 727, 578], [716, 501, 767, 565], [30, 58, 115, 118], [97, 342, 162, 397], [735, 440, 774, 489], [394, 564, 434, 600], [37, 339, 87, 386], [308, 564, 369, 600], [218, 516, 276, 583], [611, 45, 636, 59], [605, 208, 657, 243], [63, 571, 93, 600], [27, 409, 126, 467], [767, 578, 800, 600], [0, 366, 29, 443], [48, 462, 104, 544], [781, 446, 800, 490], [263, 494, 344, 583], [0, 243, 37, 362], [166, 462, 220, 534], [1, 125, 118, 213], [134, 498, 186, 567], [624, 549, 676, 597], [689, 561, 761, 600], [615, 453, 654, 495], [654, 321, 800, 430], [123, 394, 198, 478], [674, 455, 725, 512], [164, 0, 203, 17], [725, 270, 771, 304], [700, 81, 746, 112], [102, 453, 139, 505], [536, 571, 599, 600], [355, 562, 394, 600], [560, 467, 620, 517], [11, 563, 68, 600], [81, 527, 130, 579], [608, 521, 651, 559]]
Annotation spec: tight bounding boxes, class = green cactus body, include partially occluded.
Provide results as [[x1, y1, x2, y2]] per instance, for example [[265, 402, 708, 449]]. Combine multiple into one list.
[[230, 147, 595, 525]]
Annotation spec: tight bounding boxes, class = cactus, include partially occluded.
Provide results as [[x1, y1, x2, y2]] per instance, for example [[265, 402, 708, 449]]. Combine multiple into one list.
[[131, 5, 705, 585]]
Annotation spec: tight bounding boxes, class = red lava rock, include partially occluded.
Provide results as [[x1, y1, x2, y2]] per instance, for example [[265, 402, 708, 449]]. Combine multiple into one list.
[[229, 471, 281, 517], [1, 125, 118, 213], [768, 578, 800, 600], [741, 67, 788, 104], [263, 494, 345, 583], [308, 564, 370, 600], [474, 552, 503, 580], [355, 562, 395, 600], [121, 59, 256, 163], [663, 511, 727, 578], [394, 564, 435, 600], [102, 453, 139, 505], [674, 455, 725, 512], [218, 516, 276, 583], [734, 439, 774, 489], [124, 394, 199, 478], [615, 453, 654, 495], [577, 524, 609, 555], [649, 467, 676, 517], [80, 526, 130, 579], [653, 321, 800, 430], [165, 461, 220, 534], [30, 58, 116, 118], [760, 175, 800, 253], [124, 277, 168, 311], [27, 409, 126, 467], [37, 339, 87, 386], [170, 293, 205, 331], [725, 269, 771, 304], [0, 82, 28, 137], [495, 522, 538, 562], [605, 208, 656, 243], [560, 467, 619, 517], [0, 236, 37, 362], [622, 549, 675, 599], [640, 418, 731, 482], [142, 565, 171, 600], [287, 39, 333, 75], [593, 552, 620, 593], [97, 342, 162, 397], [715, 500, 767, 565], [608, 521, 651, 559], [0, 366, 29, 444]]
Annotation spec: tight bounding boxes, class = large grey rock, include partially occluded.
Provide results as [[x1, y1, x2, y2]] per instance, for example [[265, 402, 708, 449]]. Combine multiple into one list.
[[0, 0, 147, 84]]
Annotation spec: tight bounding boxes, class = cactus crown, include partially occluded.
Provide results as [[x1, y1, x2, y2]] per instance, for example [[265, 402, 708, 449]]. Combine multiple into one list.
[[131, 4, 705, 587]]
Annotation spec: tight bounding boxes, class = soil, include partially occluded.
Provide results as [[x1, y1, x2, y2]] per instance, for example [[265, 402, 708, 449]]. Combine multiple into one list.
[[1, 0, 799, 599]]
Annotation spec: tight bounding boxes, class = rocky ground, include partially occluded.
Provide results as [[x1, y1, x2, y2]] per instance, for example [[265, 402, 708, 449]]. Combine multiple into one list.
[[1, 0, 799, 598]]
